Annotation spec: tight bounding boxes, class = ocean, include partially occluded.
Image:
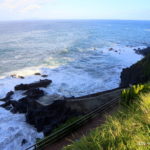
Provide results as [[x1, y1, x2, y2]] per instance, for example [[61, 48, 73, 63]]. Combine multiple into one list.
[[0, 20, 150, 149]]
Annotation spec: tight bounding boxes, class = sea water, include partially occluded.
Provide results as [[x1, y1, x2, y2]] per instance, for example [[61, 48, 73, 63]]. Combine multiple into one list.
[[0, 20, 150, 149]]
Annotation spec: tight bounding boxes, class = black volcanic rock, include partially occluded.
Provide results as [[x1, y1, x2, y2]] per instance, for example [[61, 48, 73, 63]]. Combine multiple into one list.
[[10, 89, 45, 113], [1, 88, 45, 113], [0, 91, 14, 102], [41, 75, 48, 78], [120, 47, 150, 87], [15, 79, 52, 91], [134, 47, 150, 56], [23, 88, 44, 99], [18, 75, 25, 79], [1, 101, 11, 109], [34, 73, 41, 75], [26, 100, 81, 136], [11, 98, 29, 113], [21, 139, 28, 146]]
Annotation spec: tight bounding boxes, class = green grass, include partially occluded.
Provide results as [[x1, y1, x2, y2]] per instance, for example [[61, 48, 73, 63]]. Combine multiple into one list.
[[63, 92, 150, 150], [121, 82, 150, 105]]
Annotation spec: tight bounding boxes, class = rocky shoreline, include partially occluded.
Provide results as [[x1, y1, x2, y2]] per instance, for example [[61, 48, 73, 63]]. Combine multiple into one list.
[[120, 47, 150, 87], [0, 46, 150, 146], [0, 79, 81, 137]]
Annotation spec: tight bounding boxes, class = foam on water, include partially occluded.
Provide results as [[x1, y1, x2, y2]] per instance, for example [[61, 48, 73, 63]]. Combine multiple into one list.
[[0, 45, 146, 150], [0, 45, 144, 99], [0, 107, 43, 150], [0, 20, 150, 150]]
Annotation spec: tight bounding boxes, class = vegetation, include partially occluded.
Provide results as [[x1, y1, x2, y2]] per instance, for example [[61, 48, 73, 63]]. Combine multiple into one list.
[[63, 85, 150, 150], [121, 83, 150, 105]]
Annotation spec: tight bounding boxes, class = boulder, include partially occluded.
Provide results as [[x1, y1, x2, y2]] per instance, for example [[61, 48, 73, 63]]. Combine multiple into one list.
[[34, 73, 41, 76], [26, 100, 81, 136], [1, 101, 11, 109], [10, 74, 24, 79], [10, 74, 17, 78], [109, 48, 113, 51], [109, 48, 114, 51], [11, 98, 29, 113], [15, 79, 52, 91], [21, 139, 28, 146], [134, 47, 150, 56], [0, 91, 14, 102], [41, 75, 48, 78], [18, 75, 24, 79], [23, 88, 44, 99]]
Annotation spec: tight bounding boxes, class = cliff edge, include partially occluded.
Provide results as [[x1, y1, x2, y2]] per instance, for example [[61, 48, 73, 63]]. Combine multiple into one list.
[[120, 47, 150, 87]]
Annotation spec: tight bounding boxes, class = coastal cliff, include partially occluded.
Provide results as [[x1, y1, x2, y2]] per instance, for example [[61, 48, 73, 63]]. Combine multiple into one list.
[[120, 47, 150, 87]]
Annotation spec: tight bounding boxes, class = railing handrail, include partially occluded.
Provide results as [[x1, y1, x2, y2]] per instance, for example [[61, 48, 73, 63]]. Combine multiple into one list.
[[67, 89, 121, 102], [26, 96, 120, 150]]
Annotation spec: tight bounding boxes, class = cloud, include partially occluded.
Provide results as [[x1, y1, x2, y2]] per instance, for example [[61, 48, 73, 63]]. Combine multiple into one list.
[[21, 4, 41, 13], [0, 0, 52, 13]]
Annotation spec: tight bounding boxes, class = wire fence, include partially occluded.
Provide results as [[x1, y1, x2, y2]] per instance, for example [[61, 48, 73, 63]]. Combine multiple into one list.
[[26, 96, 120, 150]]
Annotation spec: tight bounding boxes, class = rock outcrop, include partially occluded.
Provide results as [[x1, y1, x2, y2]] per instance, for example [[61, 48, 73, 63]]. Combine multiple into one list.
[[26, 100, 80, 136], [15, 79, 52, 91], [0, 88, 80, 137], [1, 88, 45, 113], [120, 47, 150, 87], [134, 47, 150, 56], [0, 91, 14, 102], [23, 88, 44, 99]]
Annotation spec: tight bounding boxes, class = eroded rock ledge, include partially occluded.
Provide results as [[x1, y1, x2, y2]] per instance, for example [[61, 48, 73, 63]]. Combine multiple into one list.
[[120, 47, 150, 87], [15, 79, 52, 90], [0, 79, 80, 136]]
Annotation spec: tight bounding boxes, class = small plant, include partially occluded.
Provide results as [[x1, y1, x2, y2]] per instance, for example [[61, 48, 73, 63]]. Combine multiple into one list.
[[121, 83, 150, 105], [63, 92, 150, 150]]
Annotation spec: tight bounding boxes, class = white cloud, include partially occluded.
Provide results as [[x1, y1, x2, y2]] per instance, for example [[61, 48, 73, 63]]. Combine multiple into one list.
[[21, 4, 41, 13], [0, 0, 52, 13]]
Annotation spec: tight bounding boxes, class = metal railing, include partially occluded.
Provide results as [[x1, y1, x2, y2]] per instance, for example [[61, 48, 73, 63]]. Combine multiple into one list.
[[26, 96, 120, 150]]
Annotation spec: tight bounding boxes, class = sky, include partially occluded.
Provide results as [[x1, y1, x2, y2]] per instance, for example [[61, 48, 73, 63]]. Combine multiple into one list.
[[0, 0, 150, 21]]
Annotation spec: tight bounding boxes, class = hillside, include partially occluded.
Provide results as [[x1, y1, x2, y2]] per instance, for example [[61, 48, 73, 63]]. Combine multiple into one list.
[[63, 84, 150, 150], [63, 47, 150, 150]]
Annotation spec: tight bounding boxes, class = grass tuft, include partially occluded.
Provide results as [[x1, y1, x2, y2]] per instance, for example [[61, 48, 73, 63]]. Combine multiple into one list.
[[63, 92, 150, 150]]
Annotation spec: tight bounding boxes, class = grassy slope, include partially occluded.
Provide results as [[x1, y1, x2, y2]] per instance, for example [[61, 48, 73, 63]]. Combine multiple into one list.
[[63, 92, 150, 150]]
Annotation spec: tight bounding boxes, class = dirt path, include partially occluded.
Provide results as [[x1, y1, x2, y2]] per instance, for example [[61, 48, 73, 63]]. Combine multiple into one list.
[[45, 104, 119, 150]]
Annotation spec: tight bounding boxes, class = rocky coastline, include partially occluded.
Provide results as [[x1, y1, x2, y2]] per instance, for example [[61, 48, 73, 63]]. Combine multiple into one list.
[[120, 47, 150, 87], [0, 46, 150, 146], [0, 79, 81, 137]]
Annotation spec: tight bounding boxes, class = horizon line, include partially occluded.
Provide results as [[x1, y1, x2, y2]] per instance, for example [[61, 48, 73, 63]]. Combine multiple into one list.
[[0, 18, 150, 22]]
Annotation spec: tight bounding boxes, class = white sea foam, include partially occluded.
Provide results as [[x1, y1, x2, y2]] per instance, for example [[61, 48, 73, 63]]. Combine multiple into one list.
[[0, 44, 146, 150], [0, 45, 145, 99], [0, 107, 43, 150]]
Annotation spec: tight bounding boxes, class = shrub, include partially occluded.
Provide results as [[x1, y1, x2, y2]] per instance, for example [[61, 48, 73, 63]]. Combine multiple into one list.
[[121, 83, 150, 105], [63, 92, 150, 150]]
